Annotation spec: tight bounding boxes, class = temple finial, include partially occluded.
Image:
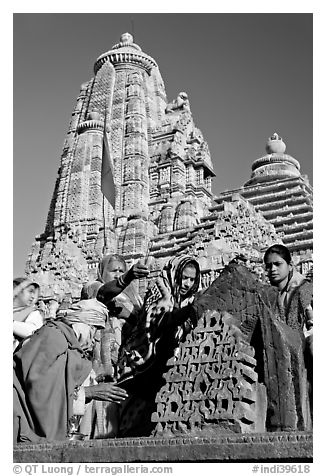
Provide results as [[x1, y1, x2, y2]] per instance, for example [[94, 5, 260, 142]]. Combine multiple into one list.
[[266, 132, 286, 154]]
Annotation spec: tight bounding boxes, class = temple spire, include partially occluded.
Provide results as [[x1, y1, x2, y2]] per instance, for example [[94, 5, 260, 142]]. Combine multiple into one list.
[[244, 133, 301, 186]]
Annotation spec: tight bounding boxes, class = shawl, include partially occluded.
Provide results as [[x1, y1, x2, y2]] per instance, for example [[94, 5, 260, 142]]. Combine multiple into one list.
[[13, 305, 43, 351], [13, 320, 92, 443], [144, 255, 201, 311], [81, 256, 143, 380], [268, 269, 313, 330], [57, 298, 108, 329], [13, 305, 37, 323]]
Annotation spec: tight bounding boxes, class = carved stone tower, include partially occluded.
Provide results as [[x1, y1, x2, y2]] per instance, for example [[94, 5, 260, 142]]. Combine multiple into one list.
[[25, 37, 312, 300], [25, 33, 216, 298]]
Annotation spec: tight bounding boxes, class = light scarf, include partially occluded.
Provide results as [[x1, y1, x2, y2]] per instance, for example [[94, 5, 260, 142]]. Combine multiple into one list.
[[57, 299, 108, 329]]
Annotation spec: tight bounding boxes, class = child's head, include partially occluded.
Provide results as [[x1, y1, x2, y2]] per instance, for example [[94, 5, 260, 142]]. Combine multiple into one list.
[[13, 278, 40, 307]]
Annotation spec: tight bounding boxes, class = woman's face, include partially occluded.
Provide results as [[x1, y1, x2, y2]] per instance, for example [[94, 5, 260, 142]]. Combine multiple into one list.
[[102, 259, 126, 282], [179, 265, 197, 296], [14, 285, 39, 307], [265, 252, 292, 289]]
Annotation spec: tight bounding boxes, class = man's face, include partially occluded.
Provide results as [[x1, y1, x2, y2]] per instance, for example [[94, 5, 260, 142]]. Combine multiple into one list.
[[179, 265, 197, 296], [102, 259, 126, 282]]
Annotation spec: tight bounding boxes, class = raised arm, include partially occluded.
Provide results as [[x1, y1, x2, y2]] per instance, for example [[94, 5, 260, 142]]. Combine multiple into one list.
[[97, 262, 149, 304]]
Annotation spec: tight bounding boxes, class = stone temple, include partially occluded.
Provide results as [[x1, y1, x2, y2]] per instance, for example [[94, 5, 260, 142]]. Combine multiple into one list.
[[25, 32, 313, 300], [16, 32, 313, 463]]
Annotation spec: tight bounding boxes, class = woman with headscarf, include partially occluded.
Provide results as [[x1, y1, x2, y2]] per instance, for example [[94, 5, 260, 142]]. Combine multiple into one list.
[[13, 277, 44, 351], [118, 254, 201, 437], [263, 244, 313, 424], [81, 254, 148, 374], [13, 298, 128, 443], [80, 254, 149, 438], [263, 244, 313, 344]]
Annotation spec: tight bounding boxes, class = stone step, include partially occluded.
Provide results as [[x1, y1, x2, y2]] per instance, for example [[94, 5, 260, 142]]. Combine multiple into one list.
[[13, 431, 312, 463]]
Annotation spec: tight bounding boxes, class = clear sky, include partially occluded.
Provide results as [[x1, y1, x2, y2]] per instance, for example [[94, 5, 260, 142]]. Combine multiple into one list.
[[13, 13, 313, 277]]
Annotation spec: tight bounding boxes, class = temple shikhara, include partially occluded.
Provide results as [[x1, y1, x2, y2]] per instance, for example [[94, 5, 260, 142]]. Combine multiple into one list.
[[16, 33, 313, 463], [25, 32, 313, 299]]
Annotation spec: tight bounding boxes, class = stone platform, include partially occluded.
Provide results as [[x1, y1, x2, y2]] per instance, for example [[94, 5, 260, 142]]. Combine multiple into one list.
[[14, 431, 312, 463]]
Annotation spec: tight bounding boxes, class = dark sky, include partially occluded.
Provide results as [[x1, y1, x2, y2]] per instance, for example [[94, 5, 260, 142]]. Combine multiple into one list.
[[13, 13, 313, 277]]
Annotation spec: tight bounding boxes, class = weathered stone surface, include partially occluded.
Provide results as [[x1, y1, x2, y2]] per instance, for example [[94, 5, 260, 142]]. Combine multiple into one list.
[[14, 31, 313, 464], [24, 33, 312, 302], [192, 262, 312, 432], [152, 310, 267, 437], [192, 261, 269, 341], [13, 431, 313, 463]]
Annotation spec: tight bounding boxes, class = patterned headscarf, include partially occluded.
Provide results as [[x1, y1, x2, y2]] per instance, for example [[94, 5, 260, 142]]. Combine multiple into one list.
[[57, 299, 108, 329], [144, 254, 201, 311], [118, 255, 201, 376]]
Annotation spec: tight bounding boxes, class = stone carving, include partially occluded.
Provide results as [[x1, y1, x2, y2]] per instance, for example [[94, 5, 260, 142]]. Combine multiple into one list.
[[25, 33, 312, 316], [25, 234, 90, 299], [174, 199, 199, 231], [157, 204, 175, 234], [160, 167, 170, 184], [191, 261, 312, 432], [17, 34, 313, 464], [13, 431, 313, 463], [152, 310, 267, 437], [165, 92, 190, 113]]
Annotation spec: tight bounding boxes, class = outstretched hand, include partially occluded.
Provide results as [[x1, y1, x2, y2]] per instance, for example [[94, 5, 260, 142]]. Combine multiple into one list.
[[124, 262, 150, 284], [85, 382, 128, 403]]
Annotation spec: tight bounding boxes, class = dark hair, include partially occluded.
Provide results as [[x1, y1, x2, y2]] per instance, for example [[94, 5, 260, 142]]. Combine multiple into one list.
[[263, 244, 292, 265], [13, 277, 39, 289], [13, 277, 27, 288]]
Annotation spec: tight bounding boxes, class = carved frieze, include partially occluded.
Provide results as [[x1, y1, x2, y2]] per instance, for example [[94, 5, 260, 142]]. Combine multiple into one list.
[[152, 310, 266, 436]]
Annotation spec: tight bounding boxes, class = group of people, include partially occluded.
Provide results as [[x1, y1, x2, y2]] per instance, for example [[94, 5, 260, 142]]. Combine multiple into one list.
[[13, 244, 313, 443]]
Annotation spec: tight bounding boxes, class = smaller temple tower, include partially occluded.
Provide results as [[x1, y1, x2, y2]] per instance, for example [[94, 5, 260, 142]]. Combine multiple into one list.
[[212, 133, 313, 274]]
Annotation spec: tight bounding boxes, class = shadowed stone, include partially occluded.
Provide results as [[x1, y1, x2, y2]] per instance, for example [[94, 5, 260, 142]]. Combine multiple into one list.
[[13, 432, 313, 463], [191, 261, 312, 432], [152, 310, 267, 437]]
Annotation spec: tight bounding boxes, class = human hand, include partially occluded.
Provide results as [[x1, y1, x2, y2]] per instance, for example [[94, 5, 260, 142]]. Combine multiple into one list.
[[85, 382, 128, 403], [305, 304, 313, 330], [150, 298, 173, 317], [124, 262, 150, 284], [306, 331, 313, 356]]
